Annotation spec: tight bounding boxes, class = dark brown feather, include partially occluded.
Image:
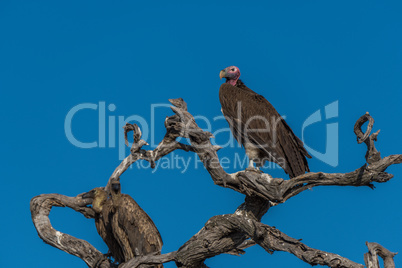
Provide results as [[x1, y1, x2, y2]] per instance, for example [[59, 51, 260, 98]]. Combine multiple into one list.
[[219, 81, 311, 178], [84, 188, 125, 264], [99, 200, 125, 263], [111, 189, 163, 267]]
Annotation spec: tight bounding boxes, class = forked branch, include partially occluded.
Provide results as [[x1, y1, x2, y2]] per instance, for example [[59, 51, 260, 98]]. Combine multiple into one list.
[[30, 98, 399, 268], [30, 194, 112, 268]]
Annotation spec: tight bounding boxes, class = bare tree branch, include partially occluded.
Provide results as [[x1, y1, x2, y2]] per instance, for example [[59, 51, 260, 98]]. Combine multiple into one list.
[[119, 252, 177, 268], [225, 239, 257, 256], [167, 99, 402, 204], [235, 218, 364, 268], [30, 194, 113, 268], [210, 214, 365, 268], [31, 98, 400, 268], [364, 242, 397, 268], [354, 112, 381, 164], [174, 196, 269, 268], [105, 108, 195, 192]]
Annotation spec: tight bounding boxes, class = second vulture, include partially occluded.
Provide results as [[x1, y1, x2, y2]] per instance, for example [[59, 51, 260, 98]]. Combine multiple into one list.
[[82, 187, 124, 263], [109, 180, 163, 265], [219, 66, 311, 178], [83, 181, 163, 267]]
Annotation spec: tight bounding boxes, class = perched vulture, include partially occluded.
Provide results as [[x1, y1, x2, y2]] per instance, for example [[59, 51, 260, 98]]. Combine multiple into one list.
[[82, 188, 125, 263], [219, 66, 311, 178], [109, 180, 163, 266]]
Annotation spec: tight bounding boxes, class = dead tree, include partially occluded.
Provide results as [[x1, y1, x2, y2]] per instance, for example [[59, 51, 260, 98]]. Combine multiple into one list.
[[31, 98, 400, 268]]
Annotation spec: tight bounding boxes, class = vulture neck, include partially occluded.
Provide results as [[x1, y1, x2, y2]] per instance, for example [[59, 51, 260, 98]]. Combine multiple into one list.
[[225, 78, 238, 86], [235, 79, 246, 88]]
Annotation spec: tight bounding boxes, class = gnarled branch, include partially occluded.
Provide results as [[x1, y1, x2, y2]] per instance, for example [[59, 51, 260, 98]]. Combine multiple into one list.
[[167, 99, 402, 205], [31, 98, 400, 268], [365, 242, 397, 268], [30, 193, 113, 268]]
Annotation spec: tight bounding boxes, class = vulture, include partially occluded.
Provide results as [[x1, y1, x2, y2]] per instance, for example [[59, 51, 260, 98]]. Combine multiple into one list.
[[109, 180, 163, 267], [82, 184, 163, 267], [219, 66, 311, 178], [82, 187, 125, 263]]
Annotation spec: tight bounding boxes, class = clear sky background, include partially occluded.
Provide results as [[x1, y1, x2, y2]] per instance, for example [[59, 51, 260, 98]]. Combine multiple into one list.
[[1, 1, 402, 267]]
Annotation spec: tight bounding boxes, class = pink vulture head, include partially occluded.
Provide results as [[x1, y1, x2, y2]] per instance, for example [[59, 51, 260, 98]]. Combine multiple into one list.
[[219, 66, 241, 86]]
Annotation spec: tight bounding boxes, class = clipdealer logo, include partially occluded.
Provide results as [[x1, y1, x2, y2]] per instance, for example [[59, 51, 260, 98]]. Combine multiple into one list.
[[64, 101, 339, 169]]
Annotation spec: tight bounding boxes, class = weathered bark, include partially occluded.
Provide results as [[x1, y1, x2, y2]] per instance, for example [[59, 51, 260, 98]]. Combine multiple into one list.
[[167, 99, 401, 204], [120, 252, 177, 268], [365, 242, 397, 268], [30, 98, 399, 268], [30, 194, 113, 268]]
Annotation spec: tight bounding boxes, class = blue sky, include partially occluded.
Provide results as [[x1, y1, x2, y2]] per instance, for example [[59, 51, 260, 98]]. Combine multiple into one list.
[[1, 1, 402, 267]]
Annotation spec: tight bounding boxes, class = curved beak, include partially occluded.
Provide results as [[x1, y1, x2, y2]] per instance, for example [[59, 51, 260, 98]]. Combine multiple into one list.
[[219, 69, 226, 79], [82, 191, 94, 199]]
